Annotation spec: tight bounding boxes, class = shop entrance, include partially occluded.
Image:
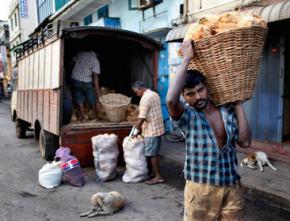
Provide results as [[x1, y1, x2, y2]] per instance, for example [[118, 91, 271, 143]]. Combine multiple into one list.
[[283, 34, 290, 142]]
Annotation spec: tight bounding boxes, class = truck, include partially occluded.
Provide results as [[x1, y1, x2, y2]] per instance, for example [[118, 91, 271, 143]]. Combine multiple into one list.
[[11, 25, 161, 166]]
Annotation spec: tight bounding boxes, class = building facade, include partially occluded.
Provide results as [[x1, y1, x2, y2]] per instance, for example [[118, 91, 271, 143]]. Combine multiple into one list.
[[8, 0, 38, 68], [165, 0, 290, 144], [0, 20, 12, 96]]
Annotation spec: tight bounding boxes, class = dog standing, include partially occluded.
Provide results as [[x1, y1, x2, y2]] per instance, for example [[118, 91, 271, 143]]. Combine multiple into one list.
[[240, 151, 277, 172]]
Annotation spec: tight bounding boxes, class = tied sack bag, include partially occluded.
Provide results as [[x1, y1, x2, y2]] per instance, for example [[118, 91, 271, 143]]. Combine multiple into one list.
[[39, 161, 63, 189], [122, 136, 148, 183], [91, 134, 119, 182], [55, 147, 85, 187]]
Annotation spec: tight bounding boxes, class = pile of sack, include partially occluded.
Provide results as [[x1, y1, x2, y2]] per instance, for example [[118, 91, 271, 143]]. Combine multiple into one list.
[[39, 132, 149, 187], [91, 132, 148, 183], [38, 147, 85, 188]]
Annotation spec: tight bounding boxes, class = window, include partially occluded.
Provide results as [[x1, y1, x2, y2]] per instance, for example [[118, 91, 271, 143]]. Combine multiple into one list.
[[128, 0, 139, 10], [97, 5, 109, 19], [37, 0, 55, 24], [14, 13, 17, 27], [83, 14, 93, 25], [129, 0, 163, 10], [55, 0, 70, 11], [10, 18, 14, 31]]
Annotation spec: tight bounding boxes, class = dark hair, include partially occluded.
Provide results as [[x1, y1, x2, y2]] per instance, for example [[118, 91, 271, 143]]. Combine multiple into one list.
[[183, 70, 206, 90], [132, 81, 146, 89]]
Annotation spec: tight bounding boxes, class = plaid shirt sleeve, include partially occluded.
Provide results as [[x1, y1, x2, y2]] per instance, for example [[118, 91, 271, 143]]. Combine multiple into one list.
[[91, 52, 100, 75], [138, 96, 150, 119], [233, 112, 239, 142], [226, 104, 239, 142]]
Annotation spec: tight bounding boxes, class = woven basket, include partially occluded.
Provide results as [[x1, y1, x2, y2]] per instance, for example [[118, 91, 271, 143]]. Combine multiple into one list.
[[100, 93, 131, 122], [185, 26, 268, 106]]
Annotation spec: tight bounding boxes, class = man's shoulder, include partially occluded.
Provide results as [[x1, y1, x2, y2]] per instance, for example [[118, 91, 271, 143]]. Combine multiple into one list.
[[76, 51, 96, 57], [146, 89, 160, 99]]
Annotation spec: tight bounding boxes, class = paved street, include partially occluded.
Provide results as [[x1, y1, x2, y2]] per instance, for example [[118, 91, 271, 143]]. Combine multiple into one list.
[[1, 100, 290, 221], [0, 100, 185, 221]]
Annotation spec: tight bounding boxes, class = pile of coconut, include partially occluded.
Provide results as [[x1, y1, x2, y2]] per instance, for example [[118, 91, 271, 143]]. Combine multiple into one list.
[[178, 11, 267, 57]]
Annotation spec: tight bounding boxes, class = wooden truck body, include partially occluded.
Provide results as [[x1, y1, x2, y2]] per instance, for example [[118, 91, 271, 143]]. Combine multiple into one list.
[[13, 26, 161, 166]]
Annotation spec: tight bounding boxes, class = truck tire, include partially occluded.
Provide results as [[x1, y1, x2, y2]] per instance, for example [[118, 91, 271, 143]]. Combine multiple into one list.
[[39, 129, 59, 161], [15, 119, 28, 138]]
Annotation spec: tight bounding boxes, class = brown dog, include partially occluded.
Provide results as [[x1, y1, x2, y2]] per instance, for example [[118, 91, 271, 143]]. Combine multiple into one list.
[[80, 191, 125, 217]]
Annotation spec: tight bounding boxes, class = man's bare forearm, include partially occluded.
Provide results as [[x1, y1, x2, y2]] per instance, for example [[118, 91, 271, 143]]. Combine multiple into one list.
[[135, 118, 145, 132], [166, 40, 194, 119], [93, 74, 100, 98], [167, 58, 191, 105], [235, 102, 251, 147]]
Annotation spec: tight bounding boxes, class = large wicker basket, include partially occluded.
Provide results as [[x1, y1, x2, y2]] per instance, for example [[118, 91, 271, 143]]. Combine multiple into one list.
[[100, 93, 131, 122], [186, 26, 268, 106]]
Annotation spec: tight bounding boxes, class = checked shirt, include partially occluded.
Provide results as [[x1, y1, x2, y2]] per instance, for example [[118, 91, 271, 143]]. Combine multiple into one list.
[[71, 51, 100, 83], [173, 104, 239, 186], [138, 89, 165, 138]]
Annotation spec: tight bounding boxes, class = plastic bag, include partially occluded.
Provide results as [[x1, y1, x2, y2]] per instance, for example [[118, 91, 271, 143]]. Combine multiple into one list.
[[122, 136, 148, 183], [55, 147, 85, 187], [91, 134, 119, 182], [39, 161, 63, 188]]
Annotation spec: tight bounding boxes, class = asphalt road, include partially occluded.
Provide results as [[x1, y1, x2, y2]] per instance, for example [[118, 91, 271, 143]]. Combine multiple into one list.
[[1, 100, 289, 221], [0, 100, 184, 221]]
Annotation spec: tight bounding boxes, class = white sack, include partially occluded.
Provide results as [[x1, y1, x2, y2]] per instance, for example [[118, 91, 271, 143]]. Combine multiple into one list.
[[91, 134, 119, 181], [39, 161, 63, 188], [122, 136, 148, 183]]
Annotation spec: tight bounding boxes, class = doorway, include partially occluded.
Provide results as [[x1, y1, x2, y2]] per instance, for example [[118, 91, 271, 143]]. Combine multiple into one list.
[[283, 34, 290, 141]]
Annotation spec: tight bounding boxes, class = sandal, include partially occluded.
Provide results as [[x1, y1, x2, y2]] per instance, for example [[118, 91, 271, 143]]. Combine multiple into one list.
[[145, 178, 164, 185]]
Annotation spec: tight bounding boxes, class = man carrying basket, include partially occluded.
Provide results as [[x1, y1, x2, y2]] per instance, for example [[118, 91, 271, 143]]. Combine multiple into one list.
[[166, 40, 252, 221]]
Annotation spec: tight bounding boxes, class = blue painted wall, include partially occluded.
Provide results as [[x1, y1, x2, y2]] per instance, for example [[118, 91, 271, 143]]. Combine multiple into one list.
[[244, 33, 282, 142], [157, 42, 171, 131]]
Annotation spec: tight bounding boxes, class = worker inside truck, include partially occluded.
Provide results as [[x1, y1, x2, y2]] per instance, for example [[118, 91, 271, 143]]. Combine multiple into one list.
[[62, 33, 152, 126], [70, 49, 101, 122]]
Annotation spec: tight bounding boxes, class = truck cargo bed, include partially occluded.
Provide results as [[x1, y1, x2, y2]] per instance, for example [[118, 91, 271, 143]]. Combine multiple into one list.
[[62, 120, 134, 130], [60, 120, 134, 167]]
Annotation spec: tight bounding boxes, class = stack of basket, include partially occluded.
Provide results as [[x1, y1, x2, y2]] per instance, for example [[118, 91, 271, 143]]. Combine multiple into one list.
[[179, 12, 268, 105], [100, 93, 131, 123]]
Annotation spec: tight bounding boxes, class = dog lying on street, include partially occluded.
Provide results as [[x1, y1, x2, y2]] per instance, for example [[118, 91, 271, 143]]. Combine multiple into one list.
[[240, 151, 277, 172], [80, 191, 125, 217]]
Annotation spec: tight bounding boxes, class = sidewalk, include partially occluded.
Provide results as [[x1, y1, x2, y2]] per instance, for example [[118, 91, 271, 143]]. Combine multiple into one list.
[[160, 138, 290, 218]]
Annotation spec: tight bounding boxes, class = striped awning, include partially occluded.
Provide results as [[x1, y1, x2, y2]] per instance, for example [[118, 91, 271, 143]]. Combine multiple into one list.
[[166, 0, 290, 42], [165, 24, 191, 42], [245, 0, 290, 23]]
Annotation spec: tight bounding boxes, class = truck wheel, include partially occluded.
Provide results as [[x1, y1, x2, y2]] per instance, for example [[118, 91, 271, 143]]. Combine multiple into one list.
[[39, 130, 59, 161], [15, 119, 28, 138]]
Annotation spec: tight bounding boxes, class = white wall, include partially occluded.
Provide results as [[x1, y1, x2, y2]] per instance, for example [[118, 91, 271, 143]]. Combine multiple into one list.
[[8, 0, 38, 67], [20, 0, 38, 41], [108, 0, 182, 33]]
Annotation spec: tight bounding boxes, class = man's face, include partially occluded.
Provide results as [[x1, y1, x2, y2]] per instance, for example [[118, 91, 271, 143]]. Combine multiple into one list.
[[132, 88, 143, 97], [182, 83, 208, 110]]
